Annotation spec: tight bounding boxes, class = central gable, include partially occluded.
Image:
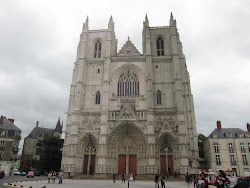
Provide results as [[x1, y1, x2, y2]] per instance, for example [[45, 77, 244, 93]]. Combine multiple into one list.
[[117, 38, 141, 57]]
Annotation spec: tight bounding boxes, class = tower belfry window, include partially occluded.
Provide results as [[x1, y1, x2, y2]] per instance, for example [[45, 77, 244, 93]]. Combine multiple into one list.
[[94, 40, 101, 58], [117, 70, 139, 96], [95, 91, 101, 104], [156, 90, 162, 105], [156, 37, 164, 56]]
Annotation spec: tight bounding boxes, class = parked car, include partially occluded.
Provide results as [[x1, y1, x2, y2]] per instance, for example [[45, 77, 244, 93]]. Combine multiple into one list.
[[14, 170, 21, 176], [228, 177, 239, 188], [27, 171, 34, 178], [21, 172, 26, 176], [35, 171, 40, 176], [0, 171, 5, 179]]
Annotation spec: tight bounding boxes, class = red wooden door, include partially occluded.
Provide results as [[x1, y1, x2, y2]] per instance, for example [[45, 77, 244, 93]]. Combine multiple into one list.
[[160, 155, 166, 175], [168, 155, 173, 176], [118, 155, 126, 175], [90, 155, 96, 174], [83, 155, 89, 174], [129, 155, 137, 174]]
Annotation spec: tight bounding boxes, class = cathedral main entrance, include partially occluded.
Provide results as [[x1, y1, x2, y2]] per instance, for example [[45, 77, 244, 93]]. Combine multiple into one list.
[[107, 122, 146, 175]]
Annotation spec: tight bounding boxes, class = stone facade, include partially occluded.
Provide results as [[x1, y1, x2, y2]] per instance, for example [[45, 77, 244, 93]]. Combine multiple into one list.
[[61, 14, 199, 176], [20, 119, 62, 171], [0, 115, 22, 176], [204, 121, 250, 177]]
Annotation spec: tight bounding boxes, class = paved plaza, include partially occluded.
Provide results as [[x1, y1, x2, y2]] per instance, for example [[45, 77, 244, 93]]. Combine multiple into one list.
[[4, 179, 216, 188]]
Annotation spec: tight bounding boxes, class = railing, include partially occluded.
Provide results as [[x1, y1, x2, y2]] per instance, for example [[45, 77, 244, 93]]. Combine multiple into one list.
[[112, 95, 144, 99], [231, 161, 237, 165], [241, 149, 246, 153]]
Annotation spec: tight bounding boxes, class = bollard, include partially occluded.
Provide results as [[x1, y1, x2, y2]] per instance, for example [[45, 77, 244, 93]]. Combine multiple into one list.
[[128, 180, 129, 188], [21, 186, 23, 187], [30, 186, 32, 188]]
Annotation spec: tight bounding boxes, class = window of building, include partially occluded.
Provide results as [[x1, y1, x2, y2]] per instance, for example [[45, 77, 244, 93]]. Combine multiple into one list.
[[212, 134, 218, 138], [95, 91, 101, 104], [214, 143, 220, 153], [94, 40, 101, 58], [156, 37, 164, 56], [238, 133, 244, 138], [97, 69, 100, 73], [156, 90, 162, 105], [228, 143, 234, 153], [0, 152, 2, 160], [0, 141, 5, 148], [230, 155, 236, 165], [245, 133, 250, 138], [1, 131, 7, 137], [240, 143, 246, 152], [156, 65, 158, 68], [242, 155, 248, 165], [117, 70, 139, 96], [216, 155, 221, 165]]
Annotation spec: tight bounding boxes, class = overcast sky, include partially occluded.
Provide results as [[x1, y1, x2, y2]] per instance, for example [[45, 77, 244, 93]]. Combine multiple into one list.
[[0, 0, 249, 153]]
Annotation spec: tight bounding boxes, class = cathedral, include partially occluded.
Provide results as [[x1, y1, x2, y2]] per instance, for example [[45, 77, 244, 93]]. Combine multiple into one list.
[[61, 14, 199, 176]]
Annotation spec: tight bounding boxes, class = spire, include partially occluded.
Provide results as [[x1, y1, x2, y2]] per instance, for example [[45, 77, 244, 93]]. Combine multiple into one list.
[[54, 117, 62, 132], [82, 16, 89, 31], [108, 15, 114, 29], [170, 12, 174, 26], [145, 14, 149, 27]]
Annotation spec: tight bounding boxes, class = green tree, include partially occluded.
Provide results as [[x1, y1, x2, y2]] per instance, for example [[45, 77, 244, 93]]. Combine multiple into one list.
[[36, 137, 63, 173], [198, 134, 206, 158]]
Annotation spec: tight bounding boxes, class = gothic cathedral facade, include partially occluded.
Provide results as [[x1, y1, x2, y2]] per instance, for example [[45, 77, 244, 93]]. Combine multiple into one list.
[[61, 14, 199, 176]]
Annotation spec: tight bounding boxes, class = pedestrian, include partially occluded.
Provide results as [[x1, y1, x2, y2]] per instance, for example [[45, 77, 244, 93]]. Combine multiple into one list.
[[155, 174, 159, 188], [48, 171, 52, 183], [70, 172, 74, 180], [161, 175, 166, 188], [122, 172, 125, 183], [52, 171, 57, 184], [112, 172, 116, 183], [133, 173, 135, 182], [190, 174, 193, 183], [193, 174, 198, 188], [215, 170, 231, 188], [58, 170, 64, 184], [197, 172, 208, 188], [185, 172, 190, 183]]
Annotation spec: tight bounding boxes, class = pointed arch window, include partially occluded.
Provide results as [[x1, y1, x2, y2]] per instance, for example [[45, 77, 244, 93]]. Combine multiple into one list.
[[95, 91, 101, 104], [156, 37, 164, 56], [117, 70, 139, 96], [94, 40, 101, 58], [156, 90, 162, 105]]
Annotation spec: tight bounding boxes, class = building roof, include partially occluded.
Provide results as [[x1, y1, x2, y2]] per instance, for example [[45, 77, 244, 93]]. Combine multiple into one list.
[[27, 127, 54, 139], [0, 117, 21, 132], [208, 128, 247, 138]]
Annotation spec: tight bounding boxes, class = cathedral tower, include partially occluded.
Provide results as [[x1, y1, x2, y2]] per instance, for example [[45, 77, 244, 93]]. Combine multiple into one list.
[[61, 14, 199, 176]]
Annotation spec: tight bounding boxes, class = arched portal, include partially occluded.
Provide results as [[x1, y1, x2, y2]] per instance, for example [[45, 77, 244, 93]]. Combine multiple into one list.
[[157, 132, 178, 176], [107, 122, 147, 175], [76, 133, 98, 175]]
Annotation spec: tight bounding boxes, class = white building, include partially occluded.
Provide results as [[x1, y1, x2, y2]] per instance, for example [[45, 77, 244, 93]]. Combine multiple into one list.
[[204, 121, 250, 177], [61, 14, 199, 176]]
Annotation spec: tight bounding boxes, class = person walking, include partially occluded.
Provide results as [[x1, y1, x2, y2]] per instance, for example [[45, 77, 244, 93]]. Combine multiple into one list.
[[215, 170, 231, 188], [133, 173, 135, 182], [52, 171, 57, 184], [193, 174, 198, 188], [48, 171, 52, 183], [161, 175, 166, 188], [58, 170, 64, 184], [112, 172, 116, 183], [155, 174, 159, 188], [122, 172, 125, 183], [197, 172, 208, 188]]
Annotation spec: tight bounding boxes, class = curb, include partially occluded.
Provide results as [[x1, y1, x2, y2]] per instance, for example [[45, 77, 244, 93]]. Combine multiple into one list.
[[3, 179, 48, 188]]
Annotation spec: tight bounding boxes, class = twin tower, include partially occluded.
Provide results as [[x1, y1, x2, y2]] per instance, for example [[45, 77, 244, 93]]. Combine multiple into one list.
[[61, 14, 199, 176]]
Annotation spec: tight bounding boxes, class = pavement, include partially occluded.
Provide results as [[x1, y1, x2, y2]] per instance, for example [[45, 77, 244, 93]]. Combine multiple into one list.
[[2, 179, 217, 188]]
